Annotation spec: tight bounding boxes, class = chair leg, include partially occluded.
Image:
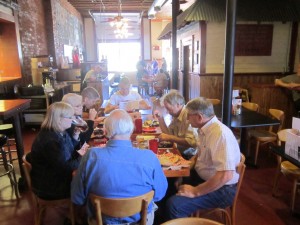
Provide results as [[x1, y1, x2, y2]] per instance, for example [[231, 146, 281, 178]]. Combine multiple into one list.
[[254, 141, 260, 166], [290, 179, 298, 213], [272, 156, 282, 197]]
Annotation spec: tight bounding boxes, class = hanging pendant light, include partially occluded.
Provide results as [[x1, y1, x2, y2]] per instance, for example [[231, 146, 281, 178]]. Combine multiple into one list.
[[110, 0, 129, 39]]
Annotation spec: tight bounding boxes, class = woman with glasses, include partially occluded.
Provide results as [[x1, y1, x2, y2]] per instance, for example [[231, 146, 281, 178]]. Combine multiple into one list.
[[27, 102, 83, 225], [62, 92, 98, 149]]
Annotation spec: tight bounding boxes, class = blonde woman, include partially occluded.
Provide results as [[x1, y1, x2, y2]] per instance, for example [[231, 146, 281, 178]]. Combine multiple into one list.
[[28, 102, 83, 224]]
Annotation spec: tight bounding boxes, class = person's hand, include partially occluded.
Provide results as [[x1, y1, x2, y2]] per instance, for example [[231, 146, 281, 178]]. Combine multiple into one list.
[[89, 108, 97, 120], [176, 184, 198, 198], [77, 142, 89, 156], [158, 133, 172, 142], [95, 116, 106, 122], [153, 110, 161, 119], [73, 128, 81, 140]]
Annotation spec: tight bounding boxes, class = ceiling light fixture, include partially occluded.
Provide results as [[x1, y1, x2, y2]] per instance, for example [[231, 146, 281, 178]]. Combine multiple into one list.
[[110, 0, 130, 38]]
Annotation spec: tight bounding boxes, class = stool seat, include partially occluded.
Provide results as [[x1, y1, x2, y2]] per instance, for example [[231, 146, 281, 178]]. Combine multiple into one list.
[[0, 124, 13, 130], [281, 161, 300, 177], [280, 160, 300, 213]]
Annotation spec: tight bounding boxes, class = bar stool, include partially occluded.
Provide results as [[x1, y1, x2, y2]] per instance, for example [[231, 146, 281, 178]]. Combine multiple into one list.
[[0, 123, 17, 164], [0, 134, 19, 199]]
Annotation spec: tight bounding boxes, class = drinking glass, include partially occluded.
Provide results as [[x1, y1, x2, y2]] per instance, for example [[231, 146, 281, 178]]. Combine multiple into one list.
[[72, 116, 88, 132]]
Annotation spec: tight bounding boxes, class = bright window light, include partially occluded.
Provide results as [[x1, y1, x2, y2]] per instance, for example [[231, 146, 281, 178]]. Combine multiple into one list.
[[98, 42, 140, 72]]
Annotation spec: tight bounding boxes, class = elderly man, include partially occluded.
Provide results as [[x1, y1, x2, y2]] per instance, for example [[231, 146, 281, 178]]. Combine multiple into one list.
[[104, 76, 151, 114], [71, 109, 168, 225], [155, 90, 198, 159], [165, 97, 241, 219]]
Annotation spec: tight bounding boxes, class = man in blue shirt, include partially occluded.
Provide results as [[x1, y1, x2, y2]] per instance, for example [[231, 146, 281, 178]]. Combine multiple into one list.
[[71, 109, 168, 225]]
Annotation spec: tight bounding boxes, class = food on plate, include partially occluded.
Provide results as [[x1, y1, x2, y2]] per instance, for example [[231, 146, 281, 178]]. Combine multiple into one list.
[[158, 141, 173, 148], [157, 152, 191, 167], [93, 128, 104, 138], [142, 127, 156, 133], [143, 120, 159, 127]]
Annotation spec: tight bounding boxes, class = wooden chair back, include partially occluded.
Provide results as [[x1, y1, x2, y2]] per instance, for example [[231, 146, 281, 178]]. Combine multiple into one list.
[[22, 154, 75, 225], [161, 217, 223, 225], [268, 109, 285, 133], [242, 102, 259, 112], [191, 154, 246, 225], [89, 190, 154, 225]]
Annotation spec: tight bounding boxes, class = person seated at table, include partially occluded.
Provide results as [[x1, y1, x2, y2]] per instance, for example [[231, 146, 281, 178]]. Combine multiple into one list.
[[82, 65, 102, 84], [275, 69, 300, 114], [28, 102, 84, 225], [154, 90, 198, 159], [62, 93, 97, 148], [81, 86, 102, 118], [153, 69, 169, 96], [71, 109, 168, 225], [104, 76, 151, 114], [165, 97, 241, 220]]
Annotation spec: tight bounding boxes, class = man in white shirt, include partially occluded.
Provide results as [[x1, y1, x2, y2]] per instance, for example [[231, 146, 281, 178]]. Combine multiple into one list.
[[104, 76, 151, 114], [165, 97, 241, 219]]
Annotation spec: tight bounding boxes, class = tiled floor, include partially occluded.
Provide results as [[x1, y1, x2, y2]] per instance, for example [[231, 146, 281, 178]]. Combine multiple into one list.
[[1, 127, 300, 225]]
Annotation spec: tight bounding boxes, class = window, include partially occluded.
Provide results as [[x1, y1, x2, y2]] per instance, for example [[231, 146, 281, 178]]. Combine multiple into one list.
[[98, 42, 140, 72]]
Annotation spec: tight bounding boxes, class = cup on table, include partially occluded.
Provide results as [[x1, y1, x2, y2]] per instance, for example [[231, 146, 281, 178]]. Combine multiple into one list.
[[149, 138, 158, 154]]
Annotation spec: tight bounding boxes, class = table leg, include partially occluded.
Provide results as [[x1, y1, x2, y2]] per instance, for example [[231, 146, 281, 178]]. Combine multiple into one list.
[[12, 113, 25, 189], [239, 128, 247, 153]]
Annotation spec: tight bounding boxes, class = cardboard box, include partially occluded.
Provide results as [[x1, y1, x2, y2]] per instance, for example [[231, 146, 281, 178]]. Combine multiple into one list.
[[285, 118, 300, 161]]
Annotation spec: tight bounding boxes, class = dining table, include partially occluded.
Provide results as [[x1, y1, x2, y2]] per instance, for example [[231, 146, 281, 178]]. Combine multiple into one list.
[[91, 120, 190, 178], [0, 99, 31, 183], [270, 145, 300, 168], [214, 104, 280, 153]]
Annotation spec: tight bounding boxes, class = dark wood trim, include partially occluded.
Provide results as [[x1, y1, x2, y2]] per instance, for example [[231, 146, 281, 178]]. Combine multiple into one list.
[[288, 22, 298, 73], [200, 21, 206, 74]]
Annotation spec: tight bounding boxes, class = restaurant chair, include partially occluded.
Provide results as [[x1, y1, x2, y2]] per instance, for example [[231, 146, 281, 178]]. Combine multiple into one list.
[[241, 102, 259, 112], [207, 99, 221, 105], [233, 102, 260, 144], [272, 129, 300, 213], [89, 190, 154, 225], [233, 87, 249, 102], [22, 154, 75, 225], [246, 109, 285, 166], [161, 217, 223, 225], [0, 134, 19, 199], [191, 154, 246, 225]]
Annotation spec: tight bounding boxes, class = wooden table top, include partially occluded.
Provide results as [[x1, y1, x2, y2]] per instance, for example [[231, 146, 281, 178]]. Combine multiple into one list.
[[0, 99, 31, 119]]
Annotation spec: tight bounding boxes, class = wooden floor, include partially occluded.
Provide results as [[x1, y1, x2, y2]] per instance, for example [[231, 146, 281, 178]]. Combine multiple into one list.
[[0, 127, 300, 225]]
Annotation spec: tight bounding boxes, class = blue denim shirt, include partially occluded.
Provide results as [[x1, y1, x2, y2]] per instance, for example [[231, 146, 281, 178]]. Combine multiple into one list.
[[71, 140, 168, 224]]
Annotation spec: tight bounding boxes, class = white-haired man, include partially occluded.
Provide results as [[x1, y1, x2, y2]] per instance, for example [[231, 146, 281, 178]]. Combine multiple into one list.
[[71, 109, 168, 225]]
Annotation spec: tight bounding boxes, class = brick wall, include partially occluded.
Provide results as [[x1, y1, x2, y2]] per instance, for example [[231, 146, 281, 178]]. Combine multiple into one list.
[[17, 0, 83, 83]]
